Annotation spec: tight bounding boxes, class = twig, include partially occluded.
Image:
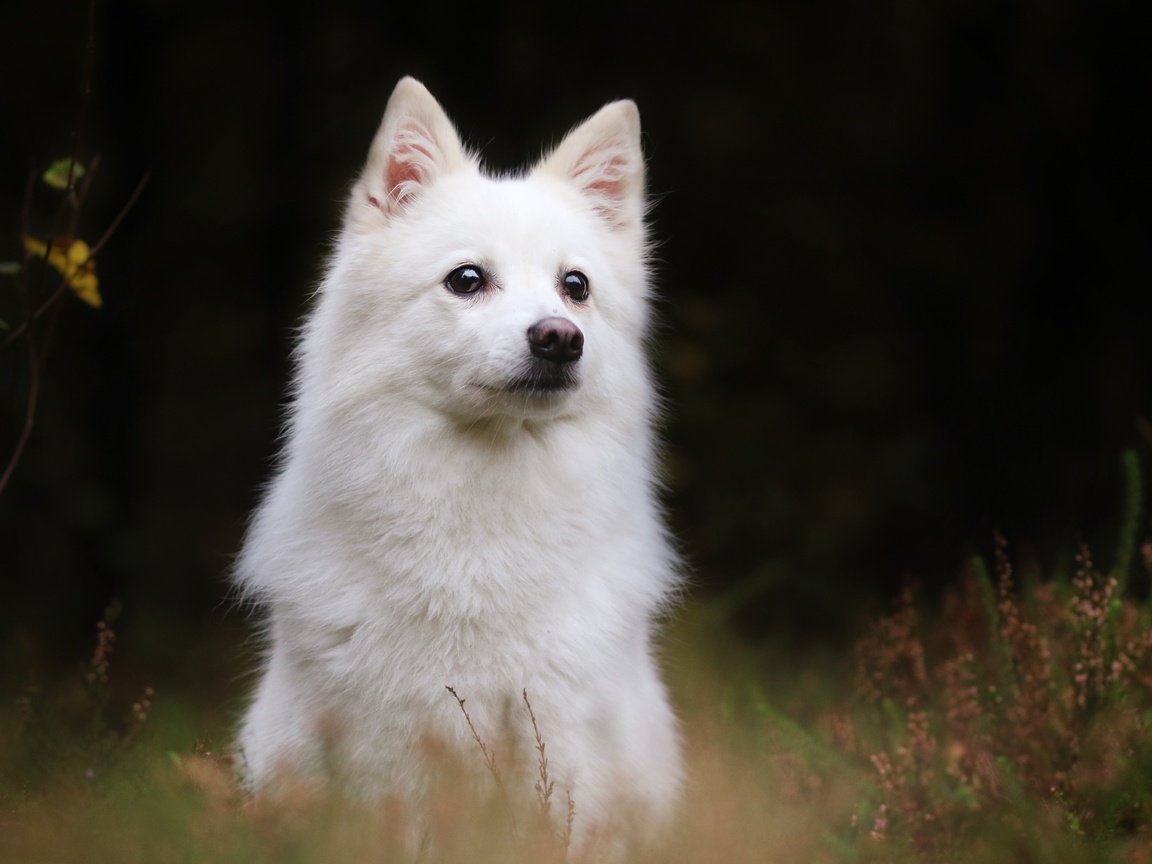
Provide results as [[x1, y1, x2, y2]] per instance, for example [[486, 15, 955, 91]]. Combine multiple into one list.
[[19, 163, 34, 239], [63, 0, 97, 236], [0, 171, 42, 495], [65, 153, 101, 235], [445, 685, 520, 839], [3, 168, 149, 351], [0, 281, 41, 498], [2, 273, 73, 350], [89, 169, 150, 256]]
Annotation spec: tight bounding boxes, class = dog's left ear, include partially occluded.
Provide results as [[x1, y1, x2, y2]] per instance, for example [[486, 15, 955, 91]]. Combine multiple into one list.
[[536, 100, 645, 232]]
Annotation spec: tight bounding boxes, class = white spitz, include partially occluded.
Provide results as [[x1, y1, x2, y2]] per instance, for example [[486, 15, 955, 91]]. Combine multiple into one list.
[[235, 77, 682, 841]]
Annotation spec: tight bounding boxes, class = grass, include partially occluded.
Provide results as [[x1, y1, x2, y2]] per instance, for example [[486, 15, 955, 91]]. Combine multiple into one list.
[[4, 463, 1152, 861]]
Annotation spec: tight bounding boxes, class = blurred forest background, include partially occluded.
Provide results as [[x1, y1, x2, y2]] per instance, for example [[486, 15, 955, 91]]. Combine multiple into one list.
[[1, 0, 1150, 687]]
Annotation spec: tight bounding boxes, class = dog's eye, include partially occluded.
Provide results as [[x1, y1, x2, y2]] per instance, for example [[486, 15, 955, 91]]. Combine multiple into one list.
[[562, 271, 590, 303], [445, 265, 487, 296]]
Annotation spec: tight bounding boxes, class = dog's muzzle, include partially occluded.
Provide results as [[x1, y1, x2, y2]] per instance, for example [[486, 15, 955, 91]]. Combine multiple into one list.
[[506, 317, 584, 394]]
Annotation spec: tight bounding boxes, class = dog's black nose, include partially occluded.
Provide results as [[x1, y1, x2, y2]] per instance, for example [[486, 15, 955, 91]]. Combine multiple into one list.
[[527, 318, 584, 363]]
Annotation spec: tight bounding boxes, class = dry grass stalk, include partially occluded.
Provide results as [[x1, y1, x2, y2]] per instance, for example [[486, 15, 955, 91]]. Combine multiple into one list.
[[522, 688, 555, 818]]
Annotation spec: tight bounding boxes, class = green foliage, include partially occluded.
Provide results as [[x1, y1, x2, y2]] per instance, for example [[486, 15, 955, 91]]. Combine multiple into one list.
[[40, 157, 85, 191], [1115, 449, 1143, 595]]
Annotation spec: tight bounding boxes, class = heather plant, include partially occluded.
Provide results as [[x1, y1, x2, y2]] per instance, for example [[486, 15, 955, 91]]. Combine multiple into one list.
[[852, 455, 1152, 857], [6, 559, 1152, 862], [1, 602, 155, 798]]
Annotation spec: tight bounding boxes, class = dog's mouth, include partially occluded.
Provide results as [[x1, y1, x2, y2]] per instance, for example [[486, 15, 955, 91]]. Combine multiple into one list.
[[481, 360, 579, 398], [504, 362, 578, 395]]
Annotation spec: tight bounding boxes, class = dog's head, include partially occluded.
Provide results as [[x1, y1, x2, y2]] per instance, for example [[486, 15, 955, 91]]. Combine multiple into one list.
[[312, 78, 653, 426]]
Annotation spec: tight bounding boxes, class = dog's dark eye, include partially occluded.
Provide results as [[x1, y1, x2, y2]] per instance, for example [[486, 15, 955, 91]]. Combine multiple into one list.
[[562, 270, 590, 303], [445, 265, 487, 296]]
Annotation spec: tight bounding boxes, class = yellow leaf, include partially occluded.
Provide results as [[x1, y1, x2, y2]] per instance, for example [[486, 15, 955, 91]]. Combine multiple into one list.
[[66, 239, 91, 266], [22, 234, 102, 308], [70, 269, 102, 308], [22, 235, 48, 259]]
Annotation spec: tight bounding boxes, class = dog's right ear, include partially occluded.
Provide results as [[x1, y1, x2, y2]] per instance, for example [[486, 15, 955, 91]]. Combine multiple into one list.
[[361, 78, 470, 217]]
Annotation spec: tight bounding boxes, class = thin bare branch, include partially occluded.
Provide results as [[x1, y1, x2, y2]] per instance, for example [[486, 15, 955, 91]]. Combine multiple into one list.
[[89, 169, 150, 256]]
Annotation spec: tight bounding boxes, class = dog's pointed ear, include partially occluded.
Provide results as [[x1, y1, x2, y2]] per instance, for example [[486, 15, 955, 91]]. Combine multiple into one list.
[[361, 77, 470, 216], [536, 100, 645, 231]]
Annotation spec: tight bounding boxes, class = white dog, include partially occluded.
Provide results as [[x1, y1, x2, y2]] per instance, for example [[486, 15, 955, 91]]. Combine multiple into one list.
[[235, 77, 682, 842]]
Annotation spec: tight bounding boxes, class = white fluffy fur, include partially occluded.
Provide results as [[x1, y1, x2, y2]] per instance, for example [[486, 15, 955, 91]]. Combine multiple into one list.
[[235, 77, 682, 840]]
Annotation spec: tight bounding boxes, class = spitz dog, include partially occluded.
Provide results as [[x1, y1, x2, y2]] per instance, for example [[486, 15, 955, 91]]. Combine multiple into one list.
[[236, 77, 682, 842]]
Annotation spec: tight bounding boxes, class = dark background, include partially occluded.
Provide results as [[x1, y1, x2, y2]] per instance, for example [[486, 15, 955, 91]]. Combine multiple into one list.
[[2, 1, 1150, 676]]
